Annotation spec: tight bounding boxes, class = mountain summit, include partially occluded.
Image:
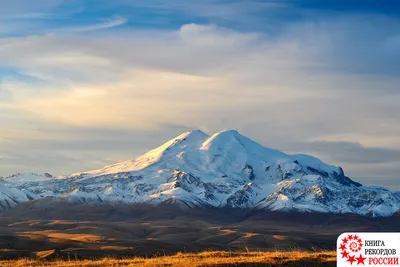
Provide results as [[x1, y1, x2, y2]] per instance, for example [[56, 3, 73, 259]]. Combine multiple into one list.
[[1, 130, 399, 216]]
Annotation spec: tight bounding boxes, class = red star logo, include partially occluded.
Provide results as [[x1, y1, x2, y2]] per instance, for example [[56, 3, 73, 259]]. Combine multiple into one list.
[[347, 255, 356, 265], [341, 250, 350, 259], [339, 234, 365, 264], [356, 254, 366, 265]]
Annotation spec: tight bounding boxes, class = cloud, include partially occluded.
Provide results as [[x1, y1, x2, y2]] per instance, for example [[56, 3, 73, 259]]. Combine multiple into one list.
[[1, 22, 400, 137], [61, 16, 128, 32], [0, 7, 84, 20], [0, 24, 324, 129], [284, 141, 400, 164], [115, 0, 286, 25]]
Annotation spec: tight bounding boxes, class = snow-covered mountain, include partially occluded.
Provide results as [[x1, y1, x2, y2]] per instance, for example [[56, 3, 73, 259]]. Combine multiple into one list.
[[1, 130, 399, 217]]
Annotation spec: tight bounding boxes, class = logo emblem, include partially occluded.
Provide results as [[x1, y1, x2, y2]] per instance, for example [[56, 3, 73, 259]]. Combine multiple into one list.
[[339, 234, 366, 265]]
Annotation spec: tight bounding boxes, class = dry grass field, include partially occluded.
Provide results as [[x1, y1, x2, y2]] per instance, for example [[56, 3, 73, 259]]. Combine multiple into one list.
[[1, 205, 398, 266], [0, 250, 336, 267]]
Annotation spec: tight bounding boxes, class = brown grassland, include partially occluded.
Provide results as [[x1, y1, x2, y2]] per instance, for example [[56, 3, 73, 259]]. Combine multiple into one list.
[[0, 250, 336, 267], [2, 206, 398, 266]]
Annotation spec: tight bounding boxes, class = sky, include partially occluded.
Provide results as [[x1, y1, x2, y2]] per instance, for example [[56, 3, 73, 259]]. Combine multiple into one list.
[[0, 0, 399, 190]]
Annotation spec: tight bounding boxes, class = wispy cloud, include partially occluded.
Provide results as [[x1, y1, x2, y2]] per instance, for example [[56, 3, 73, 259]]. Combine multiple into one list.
[[61, 16, 128, 33], [0, 8, 84, 20]]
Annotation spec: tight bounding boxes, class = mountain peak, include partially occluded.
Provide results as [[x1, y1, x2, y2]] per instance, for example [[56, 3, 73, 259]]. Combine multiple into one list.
[[215, 129, 240, 135], [200, 129, 289, 161], [1, 129, 399, 217], [83, 129, 210, 176], [201, 129, 243, 150], [146, 129, 208, 153], [176, 129, 208, 140]]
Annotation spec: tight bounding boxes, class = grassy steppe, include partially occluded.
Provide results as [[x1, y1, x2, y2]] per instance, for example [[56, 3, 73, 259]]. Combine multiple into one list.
[[0, 250, 336, 267]]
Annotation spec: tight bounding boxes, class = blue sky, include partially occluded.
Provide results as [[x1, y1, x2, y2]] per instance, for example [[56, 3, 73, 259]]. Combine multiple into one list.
[[0, 0, 399, 190]]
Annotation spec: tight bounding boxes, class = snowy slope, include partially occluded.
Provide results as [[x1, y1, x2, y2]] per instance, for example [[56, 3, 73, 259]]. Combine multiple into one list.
[[1, 130, 399, 217], [0, 184, 37, 211], [2, 173, 55, 184]]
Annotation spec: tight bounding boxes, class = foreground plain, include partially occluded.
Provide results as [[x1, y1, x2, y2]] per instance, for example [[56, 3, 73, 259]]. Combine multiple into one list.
[[1, 205, 399, 260], [0, 251, 336, 267]]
